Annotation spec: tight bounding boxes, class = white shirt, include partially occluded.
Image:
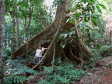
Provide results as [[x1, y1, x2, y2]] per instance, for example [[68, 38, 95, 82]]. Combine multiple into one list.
[[35, 48, 46, 57]]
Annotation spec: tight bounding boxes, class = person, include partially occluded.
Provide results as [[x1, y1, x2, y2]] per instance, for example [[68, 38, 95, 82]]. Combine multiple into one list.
[[34, 45, 47, 64]]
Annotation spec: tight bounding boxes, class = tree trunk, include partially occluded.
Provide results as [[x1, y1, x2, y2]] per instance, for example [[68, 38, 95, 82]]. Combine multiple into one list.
[[24, 16, 29, 65], [109, 27, 111, 45], [17, 17, 20, 49], [14, 0, 93, 69], [11, 1, 16, 59], [0, 0, 5, 83], [24, 9, 33, 65]]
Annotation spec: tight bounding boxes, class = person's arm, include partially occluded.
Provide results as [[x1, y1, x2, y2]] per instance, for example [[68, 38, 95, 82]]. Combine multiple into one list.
[[42, 47, 47, 51], [41, 47, 47, 54], [44, 48, 47, 50]]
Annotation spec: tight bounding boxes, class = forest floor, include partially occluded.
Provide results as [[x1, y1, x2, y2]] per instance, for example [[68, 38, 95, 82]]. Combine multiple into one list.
[[79, 56, 112, 84], [26, 56, 112, 84]]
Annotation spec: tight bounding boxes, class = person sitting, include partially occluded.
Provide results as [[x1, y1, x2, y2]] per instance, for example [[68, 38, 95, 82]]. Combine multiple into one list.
[[34, 45, 47, 64]]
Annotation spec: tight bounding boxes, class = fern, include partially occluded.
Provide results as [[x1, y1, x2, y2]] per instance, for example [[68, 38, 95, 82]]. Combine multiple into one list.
[[91, 45, 111, 62], [16, 66, 38, 74], [4, 58, 38, 84], [5, 65, 38, 75], [4, 66, 38, 84], [99, 45, 110, 53], [4, 75, 33, 84], [38, 62, 86, 84], [37, 80, 51, 84]]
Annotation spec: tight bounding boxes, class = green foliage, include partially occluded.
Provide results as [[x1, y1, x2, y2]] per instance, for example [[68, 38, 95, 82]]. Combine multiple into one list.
[[38, 62, 86, 84], [65, 0, 107, 48], [53, 57, 62, 65], [79, 23, 95, 44], [4, 59, 38, 84], [3, 48, 12, 61], [99, 45, 110, 53], [5, 0, 49, 54], [99, 4, 106, 9], [69, 0, 106, 24], [100, 45, 112, 57], [91, 45, 111, 62], [4, 75, 33, 84], [57, 27, 75, 48], [90, 48, 102, 62]]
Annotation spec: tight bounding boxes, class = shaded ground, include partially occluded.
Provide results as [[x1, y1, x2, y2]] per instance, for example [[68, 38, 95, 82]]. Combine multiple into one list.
[[79, 56, 112, 84], [26, 71, 45, 84], [26, 56, 112, 84]]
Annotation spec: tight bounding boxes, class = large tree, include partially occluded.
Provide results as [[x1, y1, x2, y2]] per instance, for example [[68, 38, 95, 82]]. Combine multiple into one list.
[[13, 0, 103, 69], [0, 0, 5, 83]]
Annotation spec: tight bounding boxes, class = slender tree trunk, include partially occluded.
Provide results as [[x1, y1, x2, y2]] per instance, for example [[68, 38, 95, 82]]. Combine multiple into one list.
[[0, 0, 5, 83], [20, 20, 25, 44], [52, 43, 56, 71], [17, 17, 20, 49], [11, 1, 16, 59], [25, 9, 33, 65], [16, 2, 20, 49], [49, 0, 52, 24], [24, 16, 29, 65], [110, 27, 111, 45], [45, 18, 47, 28], [27, 13, 32, 34]]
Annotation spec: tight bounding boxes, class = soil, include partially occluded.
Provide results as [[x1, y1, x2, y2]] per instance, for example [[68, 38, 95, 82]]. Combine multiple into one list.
[[26, 56, 112, 84], [79, 56, 112, 84]]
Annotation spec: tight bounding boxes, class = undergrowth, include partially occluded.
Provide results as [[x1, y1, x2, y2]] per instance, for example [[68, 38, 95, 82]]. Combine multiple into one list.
[[38, 62, 86, 84], [4, 56, 38, 84], [91, 45, 111, 62]]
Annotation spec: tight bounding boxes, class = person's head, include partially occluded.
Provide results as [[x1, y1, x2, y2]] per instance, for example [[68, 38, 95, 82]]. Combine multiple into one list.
[[38, 45, 42, 49]]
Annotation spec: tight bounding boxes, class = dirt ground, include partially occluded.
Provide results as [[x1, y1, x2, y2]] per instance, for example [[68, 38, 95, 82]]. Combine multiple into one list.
[[79, 56, 112, 84], [26, 56, 112, 84]]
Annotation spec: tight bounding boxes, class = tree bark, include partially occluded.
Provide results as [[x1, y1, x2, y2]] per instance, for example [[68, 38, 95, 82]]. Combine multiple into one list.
[[17, 17, 20, 49], [109, 27, 111, 45], [24, 8, 33, 65], [24, 16, 29, 65], [11, 1, 16, 59], [0, 0, 5, 83]]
